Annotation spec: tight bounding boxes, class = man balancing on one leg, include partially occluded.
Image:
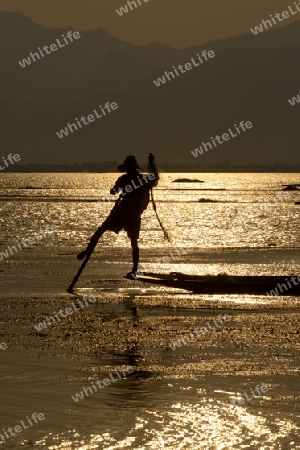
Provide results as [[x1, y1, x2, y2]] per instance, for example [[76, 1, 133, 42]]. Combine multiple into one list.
[[77, 153, 159, 279]]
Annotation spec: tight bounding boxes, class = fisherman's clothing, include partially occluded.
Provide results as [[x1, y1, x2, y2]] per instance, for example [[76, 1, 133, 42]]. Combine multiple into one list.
[[103, 171, 158, 240]]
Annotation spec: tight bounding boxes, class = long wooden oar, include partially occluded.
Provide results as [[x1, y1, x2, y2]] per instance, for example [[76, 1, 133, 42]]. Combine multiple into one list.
[[67, 197, 122, 292], [67, 253, 91, 293]]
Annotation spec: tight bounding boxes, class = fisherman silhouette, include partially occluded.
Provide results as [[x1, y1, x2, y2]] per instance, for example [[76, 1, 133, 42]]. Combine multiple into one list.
[[77, 153, 159, 279]]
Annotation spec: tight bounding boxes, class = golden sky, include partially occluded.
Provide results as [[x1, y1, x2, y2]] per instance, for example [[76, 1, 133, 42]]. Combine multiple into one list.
[[0, 0, 298, 48]]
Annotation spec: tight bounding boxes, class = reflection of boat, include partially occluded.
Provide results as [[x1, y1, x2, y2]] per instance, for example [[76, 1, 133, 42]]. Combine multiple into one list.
[[173, 178, 204, 183], [136, 272, 300, 295]]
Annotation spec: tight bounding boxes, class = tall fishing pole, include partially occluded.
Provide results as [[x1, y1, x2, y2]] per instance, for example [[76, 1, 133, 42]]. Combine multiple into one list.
[[150, 188, 171, 243], [147, 152, 171, 243]]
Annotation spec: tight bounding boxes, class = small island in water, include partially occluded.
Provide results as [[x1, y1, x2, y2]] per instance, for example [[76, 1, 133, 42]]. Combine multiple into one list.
[[173, 178, 204, 183], [282, 184, 300, 191], [199, 198, 218, 203]]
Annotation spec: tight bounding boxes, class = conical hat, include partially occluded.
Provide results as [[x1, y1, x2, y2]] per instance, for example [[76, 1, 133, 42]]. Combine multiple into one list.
[[118, 155, 142, 171]]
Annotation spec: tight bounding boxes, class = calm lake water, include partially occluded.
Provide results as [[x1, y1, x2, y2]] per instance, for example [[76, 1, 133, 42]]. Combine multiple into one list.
[[1, 172, 300, 252], [0, 173, 299, 449]]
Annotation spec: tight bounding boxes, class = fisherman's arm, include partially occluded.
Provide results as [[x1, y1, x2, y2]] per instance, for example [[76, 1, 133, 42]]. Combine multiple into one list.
[[110, 177, 124, 195]]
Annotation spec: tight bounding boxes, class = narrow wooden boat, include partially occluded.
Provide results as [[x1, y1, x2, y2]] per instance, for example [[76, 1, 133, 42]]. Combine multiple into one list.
[[136, 272, 300, 295]]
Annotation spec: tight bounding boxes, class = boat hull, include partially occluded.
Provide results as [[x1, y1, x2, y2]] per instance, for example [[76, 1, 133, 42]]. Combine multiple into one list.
[[136, 273, 300, 295]]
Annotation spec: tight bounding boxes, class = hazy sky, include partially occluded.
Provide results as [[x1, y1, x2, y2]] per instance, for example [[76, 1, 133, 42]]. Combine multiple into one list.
[[0, 0, 299, 48]]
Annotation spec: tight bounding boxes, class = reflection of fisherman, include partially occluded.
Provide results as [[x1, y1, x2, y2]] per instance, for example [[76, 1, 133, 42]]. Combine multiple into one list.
[[77, 153, 159, 279]]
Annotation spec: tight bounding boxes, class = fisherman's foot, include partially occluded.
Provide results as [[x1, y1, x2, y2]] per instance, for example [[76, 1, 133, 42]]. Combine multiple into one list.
[[124, 271, 139, 280], [77, 250, 91, 260]]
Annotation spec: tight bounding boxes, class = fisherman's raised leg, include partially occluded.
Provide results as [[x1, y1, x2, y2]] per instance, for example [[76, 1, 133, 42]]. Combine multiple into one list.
[[77, 224, 106, 260]]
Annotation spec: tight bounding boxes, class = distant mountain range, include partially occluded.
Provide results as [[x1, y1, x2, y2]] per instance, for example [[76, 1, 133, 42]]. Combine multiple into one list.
[[4, 162, 300, 173], [1, 12, 300, 167]]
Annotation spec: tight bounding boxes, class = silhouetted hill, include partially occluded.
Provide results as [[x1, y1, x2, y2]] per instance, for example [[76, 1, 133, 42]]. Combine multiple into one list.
[[1, 12, 300, 166], [4, 162, 300, 173]]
